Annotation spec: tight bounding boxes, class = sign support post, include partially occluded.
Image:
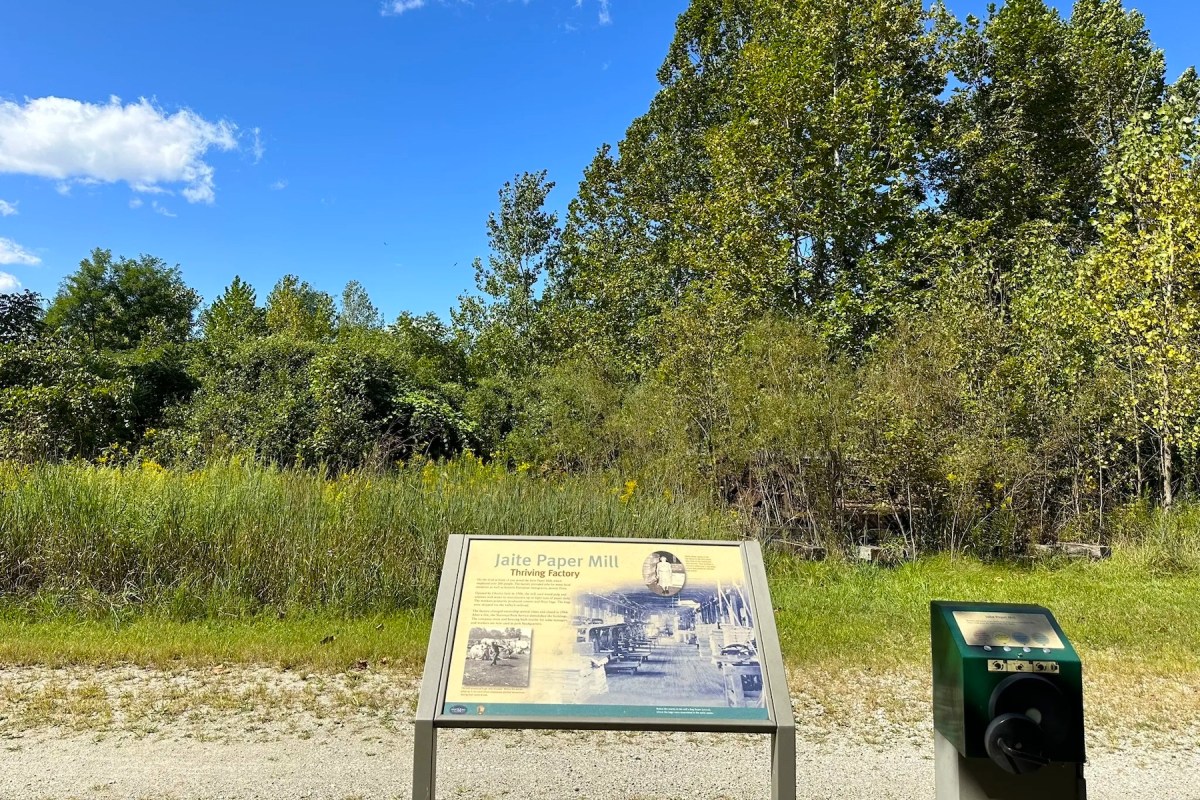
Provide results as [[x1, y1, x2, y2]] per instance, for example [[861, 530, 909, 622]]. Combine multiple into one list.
[[412, 534, 795, 800], [412, 533, 467, 800]]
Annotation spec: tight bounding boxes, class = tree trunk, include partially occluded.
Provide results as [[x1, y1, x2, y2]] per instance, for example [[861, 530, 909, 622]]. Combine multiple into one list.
[[1162, 432, 1174, 510]]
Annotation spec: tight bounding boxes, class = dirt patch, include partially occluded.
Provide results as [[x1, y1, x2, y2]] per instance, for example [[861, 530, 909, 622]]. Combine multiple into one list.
[[0, 664, 1195, 799]]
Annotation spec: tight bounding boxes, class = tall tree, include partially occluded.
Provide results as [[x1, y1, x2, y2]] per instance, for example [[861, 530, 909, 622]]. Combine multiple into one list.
[[338, 280, 383, 332], [200, 277, 267, 348], [560, 0, 945, 355], [455, 170, 560, 376], [1077, 76, 1200, 508], [935, 0, 1165, 306], [46, 248, 200, 350]]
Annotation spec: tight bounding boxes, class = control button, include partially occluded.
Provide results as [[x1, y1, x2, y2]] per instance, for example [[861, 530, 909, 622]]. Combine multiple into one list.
[[1042, 648, 1051, 654], [1003, 646, 1012, 652], [1023, 647, 1031, 653], [984, 646, 992, 651]]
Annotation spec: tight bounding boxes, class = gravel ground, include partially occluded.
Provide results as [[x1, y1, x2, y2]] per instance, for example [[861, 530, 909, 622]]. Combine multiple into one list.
[[0, 666, 1196, 800]]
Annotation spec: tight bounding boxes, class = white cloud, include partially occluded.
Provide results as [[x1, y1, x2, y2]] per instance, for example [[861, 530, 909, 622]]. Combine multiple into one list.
[[0, 96, 238, 204], [383, 0, 609, 22], [382, 0, 425, 15], [152, 201, 177, 218], [0, 237, 40, 266], [252, 127, 265, 164], [0, 199, 16, 216], [129, 197, 144, 209], [0, 272, 21, 293], [270, 179, 288, 190]]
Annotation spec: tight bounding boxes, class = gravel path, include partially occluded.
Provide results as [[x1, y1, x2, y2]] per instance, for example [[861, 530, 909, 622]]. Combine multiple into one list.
[[0, 666, 1196, 799]]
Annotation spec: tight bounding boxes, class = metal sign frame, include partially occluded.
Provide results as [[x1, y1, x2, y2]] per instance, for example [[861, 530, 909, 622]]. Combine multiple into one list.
[[413, 534, 795, 799]]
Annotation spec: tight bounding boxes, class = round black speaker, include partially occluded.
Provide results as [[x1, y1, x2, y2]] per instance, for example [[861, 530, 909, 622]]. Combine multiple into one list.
[[984, 712, 1049, 774], [988, 673, 1073, 749]]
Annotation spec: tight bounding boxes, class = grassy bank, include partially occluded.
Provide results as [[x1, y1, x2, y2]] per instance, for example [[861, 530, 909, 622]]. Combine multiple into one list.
[[1, 461, 1197, 681]]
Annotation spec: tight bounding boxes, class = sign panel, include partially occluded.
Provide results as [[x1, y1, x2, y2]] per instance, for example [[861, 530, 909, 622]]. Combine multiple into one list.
[[438, 538, 771, 723], [952, 610, 1065, 650]]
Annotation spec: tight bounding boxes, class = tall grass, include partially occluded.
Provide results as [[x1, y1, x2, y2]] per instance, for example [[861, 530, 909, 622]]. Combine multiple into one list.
[[1, 459, 1198, 675], [0, 458, 734, 618]]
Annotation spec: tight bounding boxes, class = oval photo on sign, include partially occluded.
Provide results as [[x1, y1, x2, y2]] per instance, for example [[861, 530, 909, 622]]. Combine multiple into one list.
[[643, 550, 685, 597]]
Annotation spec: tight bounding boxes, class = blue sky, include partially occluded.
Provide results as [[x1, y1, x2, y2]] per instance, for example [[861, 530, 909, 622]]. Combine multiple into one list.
[[0, 0, 1197, 322]]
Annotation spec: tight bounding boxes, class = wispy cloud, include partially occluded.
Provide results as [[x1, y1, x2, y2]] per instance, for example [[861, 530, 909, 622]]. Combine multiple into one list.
[[251, 127, 265, 164], [0, 199, 16, 216], [0, 96, 239, 204], [0, 272, 21, 293], [152, 201, 177, 218], [129, 197, 144, 209], [0, 237, 40, 266], [381, 0, 425, 15], [385, 0, 612, 24], [270, 179, 288, 191]]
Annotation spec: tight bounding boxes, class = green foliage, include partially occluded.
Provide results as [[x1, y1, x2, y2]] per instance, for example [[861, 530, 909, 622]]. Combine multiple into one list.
[[934, 0, 1164, 298], [172, 334, 319, 464], [0, 340, 134, 461], [1077, 79, 1200, 507], [560, 0, 944, 357], [338, 280, 383, 331], [456, 170, 560, 378], [307, 333, 475, 468], [265, 274, 336, 341], [199, 276, 267, 350], [0, 290, 45, 345], [45, 248, 200, 349]]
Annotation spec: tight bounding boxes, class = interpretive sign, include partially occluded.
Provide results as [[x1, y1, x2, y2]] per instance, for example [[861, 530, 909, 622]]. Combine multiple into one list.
[[441, 537, 770, 722], [413, 535, 795, 800]]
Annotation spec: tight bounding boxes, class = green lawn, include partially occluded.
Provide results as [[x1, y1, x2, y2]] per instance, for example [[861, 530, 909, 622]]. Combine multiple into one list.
[[2, 555, 1195, 678]]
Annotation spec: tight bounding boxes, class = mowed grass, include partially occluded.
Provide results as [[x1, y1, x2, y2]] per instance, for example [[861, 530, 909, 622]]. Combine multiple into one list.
[[0, 557, 1195, 683], [0, 611, 432, 671], [769, 555, 1200, 676]]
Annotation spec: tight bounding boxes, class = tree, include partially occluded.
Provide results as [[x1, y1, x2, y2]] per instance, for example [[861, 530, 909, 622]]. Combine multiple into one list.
[[46, 248, 200, 349], [0, 290, 44, 345], [0, 339, 134, 461], [456, 170, 560, 376], [200, 277, 267, 348], [559, 0, 945, 355], [265, 275, 335, 341], [1077, 79, 1200, 508], [695, 0, 944, 344], [934, 0, 1164, 307], [338, 280, 383, 332]]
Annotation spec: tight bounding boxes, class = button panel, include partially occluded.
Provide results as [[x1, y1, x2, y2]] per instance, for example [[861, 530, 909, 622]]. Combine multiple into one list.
[[987, 659, 1060, 674]]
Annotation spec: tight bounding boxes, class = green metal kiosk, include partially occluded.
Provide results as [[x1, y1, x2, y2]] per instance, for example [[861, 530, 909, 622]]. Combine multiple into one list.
[[930, 601, 1087, 799]]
